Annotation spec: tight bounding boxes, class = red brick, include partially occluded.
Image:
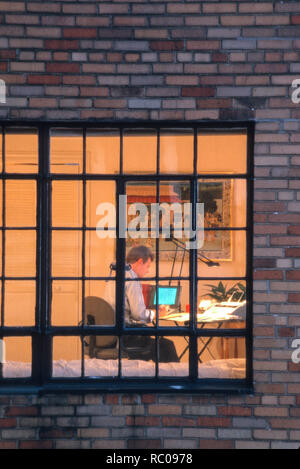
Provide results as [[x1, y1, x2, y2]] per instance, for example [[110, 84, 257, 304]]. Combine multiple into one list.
[[45, 39, 79, 50], [286, 271, 300, 280], [285, 248, 300, 257], [218, 406, 252, 417], [0, 418, 17, 428], [5, 406, 38, 417], [278, 327, 295, 337], [162, 417, 196, 427], [291, 15, 300, 24], [0, 442, 17, 449], [141, 395, 156, 404], [197, 98, 231, 109], [212, 52, 227, 62], [19, 441, 53, 449], [128, 439, 161, 449], [254, 270, 283, 280], [150, 41, 184, 51], [199, 440, 234, 449], [0, 50, 16, 59], [197, 417, 231, 427], [127, 416, 160, 426], [46, 63, 80, 73], [253, 258, 276, 268], [288, 226, 300, 235], [28, 75, 61, 85], [288, 294, 300, 303], [182, 87, 215, 97], [63, 28, 97, 39]]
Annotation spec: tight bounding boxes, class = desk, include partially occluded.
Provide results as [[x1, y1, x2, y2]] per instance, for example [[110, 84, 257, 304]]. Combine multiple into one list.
[[160, 307, 245, 363]]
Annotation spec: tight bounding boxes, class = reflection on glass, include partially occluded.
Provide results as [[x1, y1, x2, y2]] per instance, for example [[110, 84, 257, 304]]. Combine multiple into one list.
[[51, 280, 82, 326], [197, 230, 246, 277], [84, 289, 115, 326], [50, 129, 83, 174], [5, 280, 35, 326], [86, 129, 120, 174], [159, 336, 188, 376], [52, 230, 82, 277], [5, 230, 36, 277], [197, 337, 246, 379], [6, 180, 36, 227], [123, 129, 157, 174], [198, 179, 247, 228], [52, 181, 82, 227], [2, 337, 32, 378], [197, 279, 246, 329], [121, 335, 155, 377], [86, 180, 116, 229], [52, 336, 82, 377], [85, 231, 116, 278], [197, 131, 247, 174], [160, 129, 193, 174], [5, 129, 38, 173]]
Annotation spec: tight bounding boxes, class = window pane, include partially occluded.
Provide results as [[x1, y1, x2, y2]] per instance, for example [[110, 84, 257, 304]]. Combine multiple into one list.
[[159, 336, 188, 376], [86, 180, 116, 228], [0, 129, 2, 173], [85, 336, 119, 377], [197, 337, 246, 379], [123, 129, 157, 174], [85, 232, 116, 278], [51, 280, 82, 326], [198, 279, 246, 329], [6, 180, 36, 227], [126, 181, 158, 278], [52, 230, 82, 277], [52, 181, 82, 227], [84, 283, 116, 326], [2, 337, 32, 378], [52, 336, 82, 377], [5, 128, 38, 173], [50, 129, 83, 174], [160, 129, 193, 174], [198, 230, 246, 277], [199, 179, 247, 228], [86, 129, 120, 174], [5, 230, 36, 277], [197, 131, 247, 174], [4, 280, 35, 326], [121, 335, 155, 377]]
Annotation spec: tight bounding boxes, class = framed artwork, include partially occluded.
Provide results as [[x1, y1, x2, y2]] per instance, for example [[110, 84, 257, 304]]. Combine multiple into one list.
[[125, 180, 232, 261]]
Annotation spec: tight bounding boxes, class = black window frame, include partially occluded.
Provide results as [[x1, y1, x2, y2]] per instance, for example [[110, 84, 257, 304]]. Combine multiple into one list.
[[0, 120, 254, 395]]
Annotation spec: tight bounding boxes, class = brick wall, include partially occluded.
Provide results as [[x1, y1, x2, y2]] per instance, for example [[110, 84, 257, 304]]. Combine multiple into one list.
[[0, 0, 300, 449]]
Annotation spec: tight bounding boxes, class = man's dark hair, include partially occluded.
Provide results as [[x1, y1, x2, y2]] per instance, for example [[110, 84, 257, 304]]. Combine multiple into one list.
[[126, 245, 154, 264]]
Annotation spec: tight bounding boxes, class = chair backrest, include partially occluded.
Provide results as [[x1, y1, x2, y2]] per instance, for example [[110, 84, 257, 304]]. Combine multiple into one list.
[[84, 296, 116, 349]]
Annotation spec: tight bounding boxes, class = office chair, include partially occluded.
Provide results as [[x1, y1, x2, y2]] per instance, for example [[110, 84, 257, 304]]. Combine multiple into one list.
[[84, 296, 153, 361], [84, 296, 118, 359]]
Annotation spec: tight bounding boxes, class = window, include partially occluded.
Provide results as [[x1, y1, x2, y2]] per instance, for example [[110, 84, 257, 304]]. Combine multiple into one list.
[[0, 122, 254, 393]]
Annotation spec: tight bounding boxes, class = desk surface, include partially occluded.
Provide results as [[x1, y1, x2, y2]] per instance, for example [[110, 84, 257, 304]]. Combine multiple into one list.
[[160, 311, 245, 324]]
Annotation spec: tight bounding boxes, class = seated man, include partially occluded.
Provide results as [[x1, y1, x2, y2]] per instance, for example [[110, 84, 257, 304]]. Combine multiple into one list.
[[106, 245, 179, 363]]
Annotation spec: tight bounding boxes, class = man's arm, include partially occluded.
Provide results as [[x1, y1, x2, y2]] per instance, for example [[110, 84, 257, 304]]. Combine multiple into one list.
[[125, 280, 154, 324]]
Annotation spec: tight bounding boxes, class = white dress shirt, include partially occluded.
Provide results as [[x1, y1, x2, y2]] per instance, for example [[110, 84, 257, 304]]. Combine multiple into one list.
[[104, 264, 154, 325]]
